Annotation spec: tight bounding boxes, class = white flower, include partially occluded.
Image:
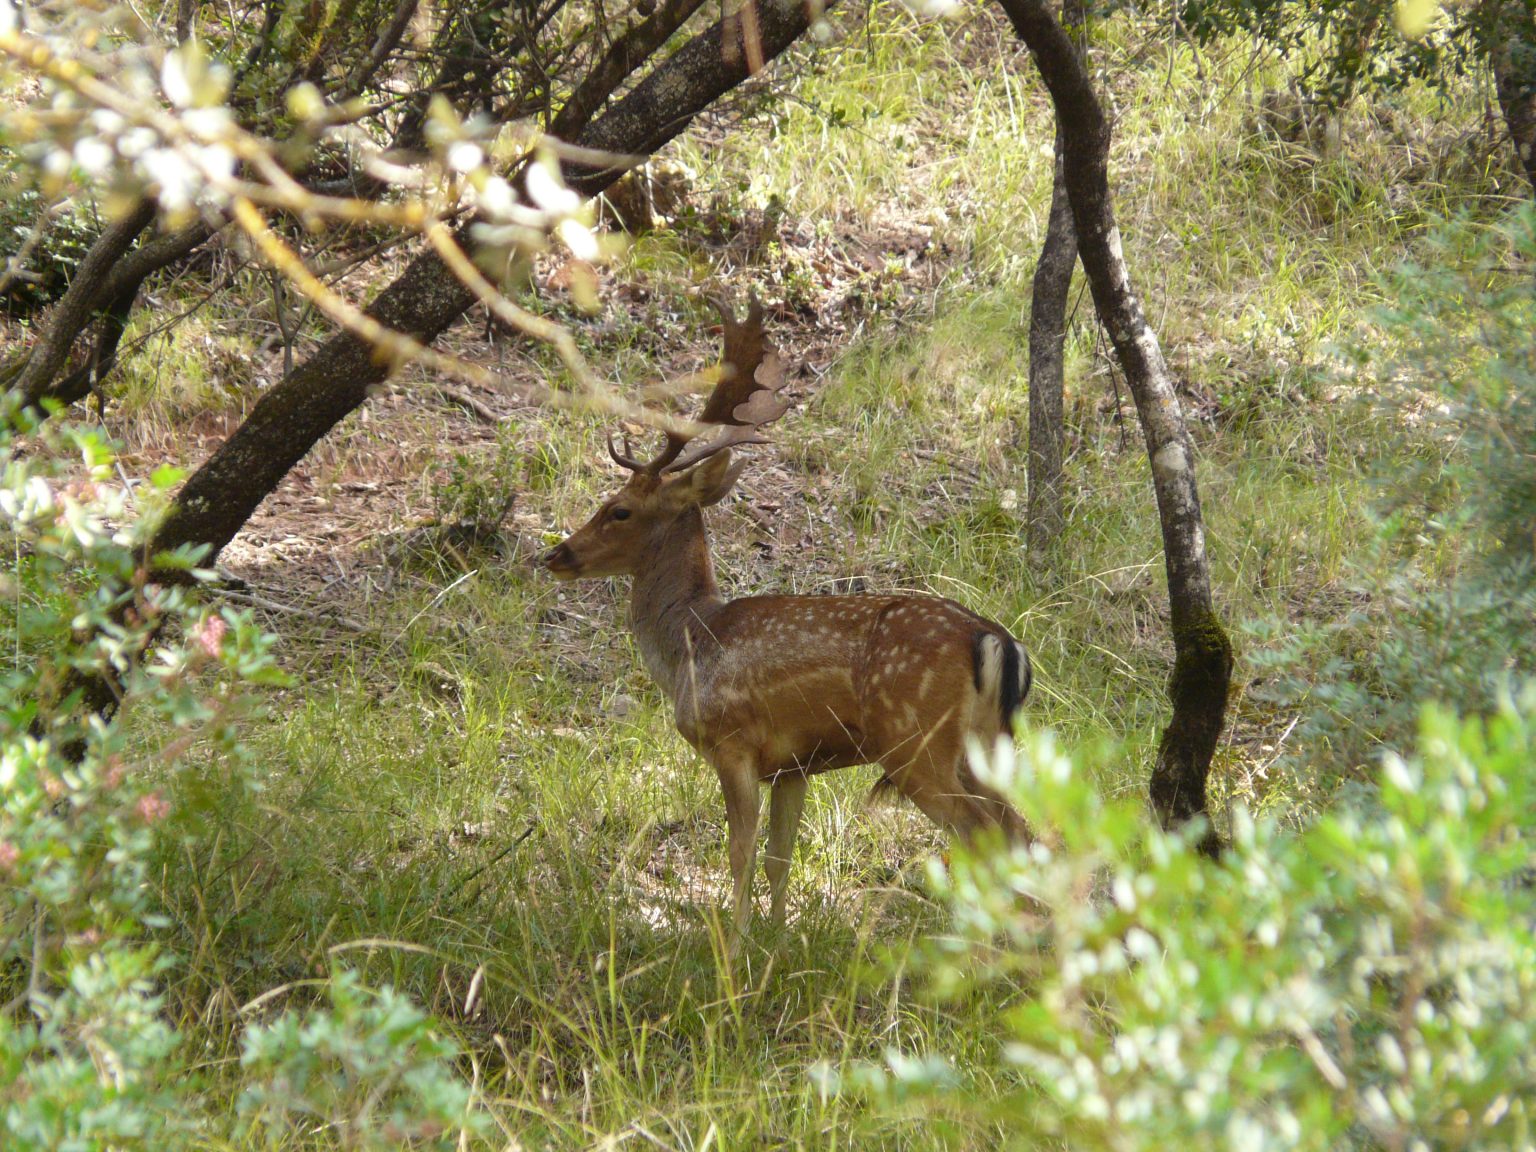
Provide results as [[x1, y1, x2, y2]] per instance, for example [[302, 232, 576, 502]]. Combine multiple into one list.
[[525, 159, 579, 216], [162, 45, 230, 109], [556, 218, 599, 261], [194, 142, 237, 186], [139, 148, 201, 211], [446, 140, 484, 174], [73, 136, 115, 177], [184, 107, 234, 141], [25, 476, 55, 517], [476, 174, 516, 219], [117, 127, 159, 160], [1382, 752, 1417, 794], [90, 109, 127, 136], [1112, 872, 1137, 911]]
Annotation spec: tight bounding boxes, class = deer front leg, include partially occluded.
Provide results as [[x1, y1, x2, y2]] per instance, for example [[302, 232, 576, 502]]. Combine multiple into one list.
[[765, 773, 808, 925], [713, 750, 762, 953]]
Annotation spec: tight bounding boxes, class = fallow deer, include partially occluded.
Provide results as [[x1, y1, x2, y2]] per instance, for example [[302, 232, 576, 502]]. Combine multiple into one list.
[[543, 296, 1031, 946]]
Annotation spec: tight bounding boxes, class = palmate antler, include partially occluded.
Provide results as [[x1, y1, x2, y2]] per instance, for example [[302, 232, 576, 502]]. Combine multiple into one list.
[[607, 293, 790, 477]]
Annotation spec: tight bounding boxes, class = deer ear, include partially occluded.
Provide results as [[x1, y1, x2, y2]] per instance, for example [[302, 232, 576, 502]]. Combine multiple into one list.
[[670, 450, 744, 508]]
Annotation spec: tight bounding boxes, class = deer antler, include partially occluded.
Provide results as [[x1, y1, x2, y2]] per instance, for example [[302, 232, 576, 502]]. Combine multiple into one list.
[[608, 430, 684, 474], [606, 292, 789, 477], [661, 292, 789, 473]]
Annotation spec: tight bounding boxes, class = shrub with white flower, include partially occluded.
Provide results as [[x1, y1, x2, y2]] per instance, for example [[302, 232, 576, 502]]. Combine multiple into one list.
[[0, 404, 480, 1147], [833, 703, 1536, 1150]]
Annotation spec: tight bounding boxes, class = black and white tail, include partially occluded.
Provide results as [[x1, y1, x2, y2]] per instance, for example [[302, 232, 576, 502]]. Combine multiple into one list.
[[972, 628, 1032, 731]]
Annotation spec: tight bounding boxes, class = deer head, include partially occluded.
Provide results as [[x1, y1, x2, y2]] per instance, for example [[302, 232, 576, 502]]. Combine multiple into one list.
[[543, 294, 788, 581]]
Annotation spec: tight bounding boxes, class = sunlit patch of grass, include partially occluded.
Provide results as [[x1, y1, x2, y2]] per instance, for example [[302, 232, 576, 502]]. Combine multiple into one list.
[[111, 310, 257, 427], [151, 552, 1005, 1145]]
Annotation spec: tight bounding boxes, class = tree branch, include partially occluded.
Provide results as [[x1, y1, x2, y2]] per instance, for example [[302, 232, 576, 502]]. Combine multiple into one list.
[[152, 0, 839, 565]]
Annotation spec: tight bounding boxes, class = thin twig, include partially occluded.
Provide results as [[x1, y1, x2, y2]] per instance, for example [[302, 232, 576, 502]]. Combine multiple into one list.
[[434, 384, 501, 425], [443, 821, 539, 915], [387, 569, 479, 651], [207, 586, 369, 632]]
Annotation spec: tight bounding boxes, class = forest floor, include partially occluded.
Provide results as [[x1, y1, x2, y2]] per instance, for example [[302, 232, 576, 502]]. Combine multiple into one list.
[[6, 3, 1524, 1146]]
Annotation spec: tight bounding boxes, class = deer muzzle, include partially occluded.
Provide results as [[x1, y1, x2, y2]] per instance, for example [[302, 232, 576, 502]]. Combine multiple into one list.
[[541, 541, 579, 579]]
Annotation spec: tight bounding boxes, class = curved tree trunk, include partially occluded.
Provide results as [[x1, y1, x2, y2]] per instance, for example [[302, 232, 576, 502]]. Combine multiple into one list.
[[999, 0, 1233, 854], [5, 200, 217, 413], [37, 220, 220, 409], [1024, 0, 1084, 551]]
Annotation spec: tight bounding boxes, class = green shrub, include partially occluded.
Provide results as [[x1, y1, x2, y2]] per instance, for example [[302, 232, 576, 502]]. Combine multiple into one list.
[[1369, 207, 1536, 585], [841, 701, 1536, 1149], [0, 179, 100, 316], [238, 969, 480, 1150], [0, 406, 482, 1149], [1249, 207, 1536, 783]]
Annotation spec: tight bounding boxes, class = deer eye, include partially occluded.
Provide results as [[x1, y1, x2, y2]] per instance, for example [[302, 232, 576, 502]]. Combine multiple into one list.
[[610, 507, 631, 521]]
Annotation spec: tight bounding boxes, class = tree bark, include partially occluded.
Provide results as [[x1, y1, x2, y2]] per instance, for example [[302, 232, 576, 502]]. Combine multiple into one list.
[[1483, 0, 1536, 193], [9, 200, 157, 409], [153, 0, 836, 564], [1024, 0, 1083, 551], [1026, 144, 1072, 550], [561, 0, 831, 195], [547, 0, 710, 143], [998, 0, 1232, 854]]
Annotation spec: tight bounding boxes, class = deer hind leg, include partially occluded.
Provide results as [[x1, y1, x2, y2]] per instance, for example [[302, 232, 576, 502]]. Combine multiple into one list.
[[712, 747, 762, 951], [765, 772, 808, 925], [874, 724, 997, 842], [956, 757, 1032, 846], [875, 714, 1029, 846]]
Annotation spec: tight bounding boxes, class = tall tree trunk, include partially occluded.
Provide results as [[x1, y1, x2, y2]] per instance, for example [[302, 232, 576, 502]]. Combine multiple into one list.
[[1483, 0, 1536, 193], [154, 0, 838, 564], [1024, 0, 1083, 551], [998, 0, 1233, 854], [1026, 145, 1072, 550]]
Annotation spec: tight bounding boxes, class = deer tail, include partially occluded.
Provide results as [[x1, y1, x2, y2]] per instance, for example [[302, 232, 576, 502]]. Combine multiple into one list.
[[972, 628, 1032, 732]]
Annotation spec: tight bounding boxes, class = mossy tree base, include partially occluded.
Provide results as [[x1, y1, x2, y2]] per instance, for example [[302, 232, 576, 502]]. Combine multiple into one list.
[[1154, 609, 1235, 858]]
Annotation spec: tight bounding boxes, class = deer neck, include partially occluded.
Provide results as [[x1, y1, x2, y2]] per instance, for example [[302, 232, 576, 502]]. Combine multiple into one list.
[[627, 505, 722, 702]]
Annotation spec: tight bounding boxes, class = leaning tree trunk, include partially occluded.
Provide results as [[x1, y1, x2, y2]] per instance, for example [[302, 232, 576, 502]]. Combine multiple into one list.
[[999, 0, 1232, 854], [8, 200, 157, 408], [1482, 0, 1536, 193], [153, 0, 837, 564], [1023, 0, 1084, 551]]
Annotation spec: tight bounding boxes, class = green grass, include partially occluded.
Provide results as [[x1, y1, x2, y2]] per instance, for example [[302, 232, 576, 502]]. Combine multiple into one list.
[[110, 310, 262, 426], [154, 566, 1002, 1147], [102, 2, 1521, 1144]]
